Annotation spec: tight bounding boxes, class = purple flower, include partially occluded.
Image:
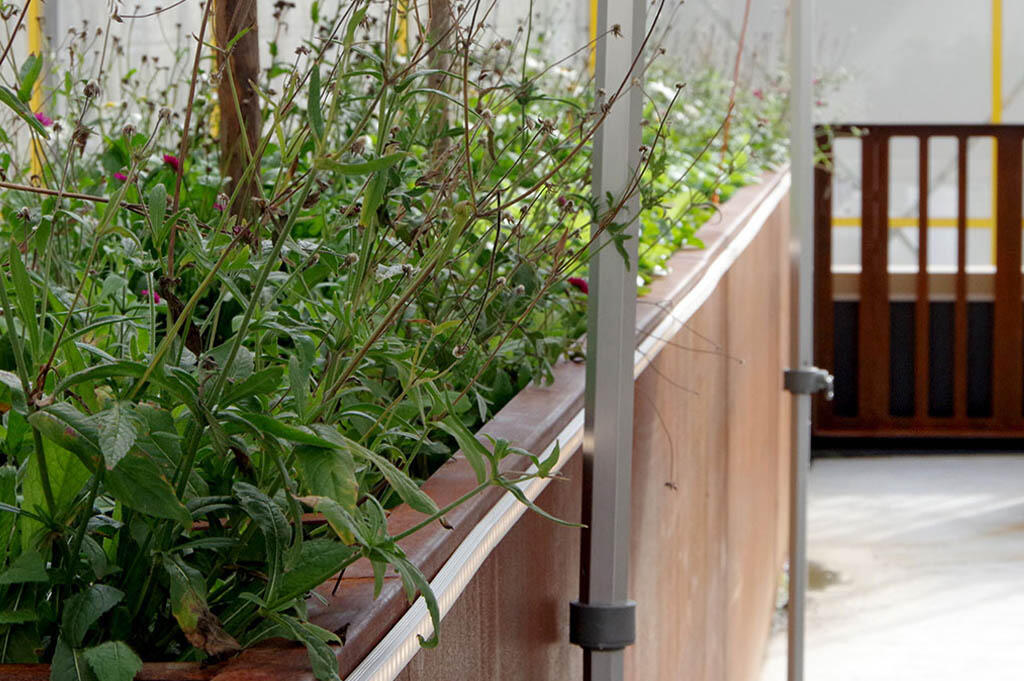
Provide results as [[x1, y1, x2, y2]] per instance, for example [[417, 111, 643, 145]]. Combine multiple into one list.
[[140, 289, 161, 304], [113, 172, 128, 182], [34, 112, 53, 127], [162, 154, 180, 172], [753, 88, 764, 100], [213, 202, 225, 212]]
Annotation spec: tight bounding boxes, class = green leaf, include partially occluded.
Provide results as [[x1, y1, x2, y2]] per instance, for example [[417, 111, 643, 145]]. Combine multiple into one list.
[[164, 555, 241, 656], [94, 402, 138, 469], [147, 183, 167, 244], [18, 54, 42, 103], [276, 538, 356, 604], [0, 465, 16, 560], [0, 370, 26, 415], [51, 636, 93, 681], [233, 481, 290, 599], [237, 412, 334, 448], [9, 241, 40, 355], [0, 609, 37, 624], [357, 446, 438, 516], [29, 403, 102, 466], [434, 412, 489, 485], [61, 584, 124, 647], [296, 496, 360, 546], [22, 439, 90, 551], [391, 555, 440, 648], [106, 453, 191, 526], [98, 273, 128, 302], [222, 366, 283, 406], [0, 549, 48, 584], [315, 152, 406, 176], [0, 85, 48, 137], [294, 445, 357, 513], [265, 612, 340, 681], [308, 66, 324, 140], [82, 642, 142, 681]]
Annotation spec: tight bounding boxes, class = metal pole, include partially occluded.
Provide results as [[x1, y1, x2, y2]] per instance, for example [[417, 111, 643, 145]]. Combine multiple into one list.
[[787, 0, 814, 680], [573, 0, 645, 679]]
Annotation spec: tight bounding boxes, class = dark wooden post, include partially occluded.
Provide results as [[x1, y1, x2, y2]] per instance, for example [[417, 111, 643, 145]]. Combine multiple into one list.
[[216, 0, 262, 226], [426, 0, 453, 151]]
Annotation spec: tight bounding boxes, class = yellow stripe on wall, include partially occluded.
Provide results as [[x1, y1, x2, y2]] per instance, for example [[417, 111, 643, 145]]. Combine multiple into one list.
[[831, 216, 1017, 230], [588, 0, 597, 75], [28, 0, 43, 180]]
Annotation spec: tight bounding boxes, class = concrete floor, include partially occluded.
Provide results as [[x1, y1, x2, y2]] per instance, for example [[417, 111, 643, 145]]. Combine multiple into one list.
[[759, 455, 1024, 681]]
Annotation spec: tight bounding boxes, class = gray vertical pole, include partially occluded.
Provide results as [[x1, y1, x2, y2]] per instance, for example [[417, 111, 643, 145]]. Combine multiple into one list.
[[788, 0, 814, 680], [573, 0, 645, 679]]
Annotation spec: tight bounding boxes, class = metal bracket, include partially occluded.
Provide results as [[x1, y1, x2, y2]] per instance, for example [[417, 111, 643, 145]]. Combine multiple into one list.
[[784, 367, 834, 401], [569, 601, 636, 651]]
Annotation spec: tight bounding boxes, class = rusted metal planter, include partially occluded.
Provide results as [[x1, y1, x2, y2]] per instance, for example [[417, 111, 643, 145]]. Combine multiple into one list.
[[0, 171, 790, 681]]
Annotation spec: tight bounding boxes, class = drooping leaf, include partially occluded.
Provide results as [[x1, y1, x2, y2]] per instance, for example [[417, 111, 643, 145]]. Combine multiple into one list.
[[222, 366, 284, 406], [106, 453, 191, 526], [308, 66, 324, 140], [314, 152, 406, 176], [295, 496, 360, 546], [50, 636, 92, 681], [0, 86, 48, 137], [0, 609, 37, 624], [28, 403, 102, 467], [17, 54, 42, 103], [0, 549, 48, 584], [147, 183, 167, 244], [276, 538, 356, 604], [0, 465, 16, 559], [233, 481, 290, 598], [164, 556, 240, 657], [61, 584, 124, 647], [0, 370, 27, 415], [357, 446, 438, 516], [265, 612, 340, 681], [94, 402, 138, 470], [391, 555, 440, 649], [293, 445, 358, 513], [8, 241, 39, 354], [82, 641, 142, 681]]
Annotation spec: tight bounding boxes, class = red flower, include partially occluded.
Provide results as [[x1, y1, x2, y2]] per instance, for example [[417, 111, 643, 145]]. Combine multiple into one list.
[[213, 202, 225, 212], [753, 88, 764, 100], [34, 112, 53, 127], [568, 277, 589, 294], [113, 172, 128, 182], [163, 154, 180, 172], [141, 289, 161, 304]]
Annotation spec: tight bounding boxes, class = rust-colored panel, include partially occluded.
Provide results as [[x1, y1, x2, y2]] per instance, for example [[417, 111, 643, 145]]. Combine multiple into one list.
[[814, 132, 836, 430], [858, 134, 890, 424], [915, 136, 931, 421], [954, 135, 969, 421], [992, 132, 1023, 424]]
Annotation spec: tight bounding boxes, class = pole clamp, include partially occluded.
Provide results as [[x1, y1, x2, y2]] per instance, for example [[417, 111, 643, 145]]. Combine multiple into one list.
[[569, 601, 636, 651], [784, 366, 834, 401]]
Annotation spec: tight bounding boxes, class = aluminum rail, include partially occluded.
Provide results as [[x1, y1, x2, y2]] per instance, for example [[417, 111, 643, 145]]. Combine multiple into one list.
[[576, 0, 646, 679], [788, 0, 815, 680]]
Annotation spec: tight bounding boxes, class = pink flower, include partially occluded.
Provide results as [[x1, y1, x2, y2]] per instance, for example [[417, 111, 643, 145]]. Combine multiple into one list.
[[568, 277, 589, 294], [213, 202, 225, 212], [34, 112, 53, 127], [162, 154, 180, 172], [753, 88, 764, 100], [113, 172, 128, 182], [140, 289, 161, 304]]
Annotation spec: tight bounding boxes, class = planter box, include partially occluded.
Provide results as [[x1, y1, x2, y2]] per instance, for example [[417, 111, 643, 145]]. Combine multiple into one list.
[[0, 171, 791, 681]]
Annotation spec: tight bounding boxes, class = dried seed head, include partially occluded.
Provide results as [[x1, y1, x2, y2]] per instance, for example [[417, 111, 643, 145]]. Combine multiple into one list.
[[83, 81, 101, 99], [344, 252, 359, 265], [494, 276, 506, 287], [16, 207, 31, 221], [158, 107, 173, 121], [121, 123, 137, 138], [513, 284, 526, 296], [452, 344, 468, 359]]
